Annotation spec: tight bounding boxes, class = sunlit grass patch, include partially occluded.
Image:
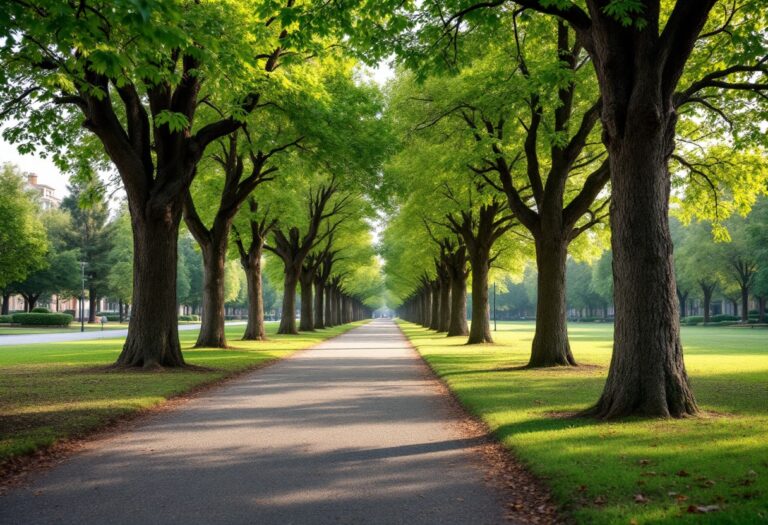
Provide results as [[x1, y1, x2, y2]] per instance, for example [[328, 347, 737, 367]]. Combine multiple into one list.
[[0, 321, 364, 467], [399, 320, 768, 524]]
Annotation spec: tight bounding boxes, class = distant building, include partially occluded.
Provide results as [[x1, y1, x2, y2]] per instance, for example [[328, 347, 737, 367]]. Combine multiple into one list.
[[25, 173, 60, 210]]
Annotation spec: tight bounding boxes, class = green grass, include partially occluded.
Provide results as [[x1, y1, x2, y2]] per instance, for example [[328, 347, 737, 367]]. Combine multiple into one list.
[[0, 323, 130, 335], [399, 320, 768, 524], [0, 321, 362, 467]]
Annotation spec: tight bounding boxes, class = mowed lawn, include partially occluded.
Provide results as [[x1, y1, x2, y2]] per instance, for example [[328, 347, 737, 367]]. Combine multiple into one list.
[[399, 321, 768, 524], [0, 321, 363, 468]]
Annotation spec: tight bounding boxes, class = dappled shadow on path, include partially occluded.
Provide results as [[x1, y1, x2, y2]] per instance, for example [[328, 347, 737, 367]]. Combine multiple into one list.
[[0, 320, 509, 525]]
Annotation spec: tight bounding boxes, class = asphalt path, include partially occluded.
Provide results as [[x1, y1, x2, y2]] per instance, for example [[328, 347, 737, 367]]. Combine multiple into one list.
[[0, 319, 510, 525], [0, 322, 246, 346]]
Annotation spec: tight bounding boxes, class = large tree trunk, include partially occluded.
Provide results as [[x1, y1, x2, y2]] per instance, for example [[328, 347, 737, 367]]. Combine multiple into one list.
[[299, 272, 314, 331], [529, 237, 576, 366], [314, 278, 325, 329], [1, 293, 9, 315], [467, 255, 492, 344], [587, 120, 697, 418], [421, 287, 432, 328], [759, 297, 766, 324], [116, 215, 185, 368], [242, 247, 266, 341], [88, 291, 98, 323], [447, 275, 468, 337], [196, 241, 228, 348], [438, 279, 451, 332], [278, 270, 300, 334]]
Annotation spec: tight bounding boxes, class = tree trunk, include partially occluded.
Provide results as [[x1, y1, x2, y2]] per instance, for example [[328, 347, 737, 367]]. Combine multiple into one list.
[[677, 289, 689, 319], [314, 278, 325, 329], [118, 299, 124, 323], [421, 287, 432, 328], [196, 241, 228, 348], [299, 272, 314, 331], [759, 297, 766, 323], [116, 216, 184, 368], [438, 279, 451, 332], [278, 269, 300, 334], [1, 293, 9, 315], [447, 275, 468, 337], [467, 255, 492, 344], [324, 285, 334, 327], [429, 282, 440, 331], [529, 237, 576, 366], [587, 121, 697, 418], [88, 291, 98, 323], [242, 247, 266, 341], [702, 286, 713, 324], [740, 286, 749, 323]]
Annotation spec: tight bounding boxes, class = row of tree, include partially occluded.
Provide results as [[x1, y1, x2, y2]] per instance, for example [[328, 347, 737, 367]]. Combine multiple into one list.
[[377, 0, 767, 420]]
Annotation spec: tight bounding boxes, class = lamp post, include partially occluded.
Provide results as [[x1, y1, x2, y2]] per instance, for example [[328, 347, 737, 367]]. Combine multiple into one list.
[[79, 261, 86, 333]]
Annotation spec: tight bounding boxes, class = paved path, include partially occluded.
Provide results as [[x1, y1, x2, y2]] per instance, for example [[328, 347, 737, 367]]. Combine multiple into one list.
[[0, 320, 510, 525], [0, 322, 246, 346]]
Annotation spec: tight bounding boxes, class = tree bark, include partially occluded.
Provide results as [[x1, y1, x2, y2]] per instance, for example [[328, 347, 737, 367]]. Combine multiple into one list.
[[325, 285, 335, 326], [314, 278, 325, 329], [740, 286, 749, 323], [278, 269, 300, 334], [116, 215, 185, 368], [587, 121, 697, 418], [467, 254, 492, 344], [88, 291, 98, 323], [447, 275, 468, 337], [299, 271, 314, 331], [1, 293, 9, 315], [429, 281, 440, 331], [196, 240, 229, 348], [438, 277, 451, 332], [701, 283, 714, 324], [677, 289, 689, 319], [241, 245, 266, 341], [528, 236, 576, 365], [759, 297, 766, 323]]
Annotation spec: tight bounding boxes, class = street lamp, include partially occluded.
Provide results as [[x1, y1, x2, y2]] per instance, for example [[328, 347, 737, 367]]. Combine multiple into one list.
[[79, 261, 86, 333]]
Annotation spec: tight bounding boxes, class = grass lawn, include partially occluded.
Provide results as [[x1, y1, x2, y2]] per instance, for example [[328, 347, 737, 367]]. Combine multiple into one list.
[[0, 323, 130, 335], [0, 321, 363, 469], [399, 320, 768, 524]]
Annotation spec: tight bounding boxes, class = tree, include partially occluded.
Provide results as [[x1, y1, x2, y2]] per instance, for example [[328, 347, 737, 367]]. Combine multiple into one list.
[[61, 180, 112, 323], [12, 209, 81, 310], [0, 164, 48, 312]]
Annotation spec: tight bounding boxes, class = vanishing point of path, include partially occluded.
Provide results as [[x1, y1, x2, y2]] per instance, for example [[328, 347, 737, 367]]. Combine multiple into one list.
[[0, 319, 511, 525]]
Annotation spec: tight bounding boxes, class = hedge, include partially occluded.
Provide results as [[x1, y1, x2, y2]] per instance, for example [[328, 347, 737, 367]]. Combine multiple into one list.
[[0, 315, 12, 323], [179, 314, 200, 322], [711, 314, 739, 322], [11, 313, 73, 326], [31, 307, 50, 313]]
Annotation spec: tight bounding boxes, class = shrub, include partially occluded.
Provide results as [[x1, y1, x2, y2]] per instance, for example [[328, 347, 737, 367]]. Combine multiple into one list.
[[11, 313, 73, 326], [31, 307, 50, 313], [0, 314, 12, 323], [63, 309, 76, 316], [178, 315, 200, 322], [711, 314, 739, 322]]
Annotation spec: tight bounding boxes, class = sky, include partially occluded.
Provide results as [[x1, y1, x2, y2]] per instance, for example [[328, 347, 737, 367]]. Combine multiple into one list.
[[0, 60, 395, 202]]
